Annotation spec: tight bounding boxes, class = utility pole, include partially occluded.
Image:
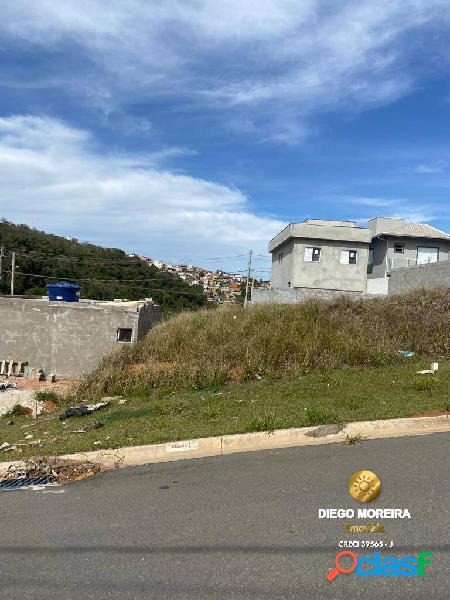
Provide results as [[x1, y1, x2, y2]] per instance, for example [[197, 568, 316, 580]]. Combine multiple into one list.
[[10, 252, 15, 296], [0, 245, 4, 281], [244, 249, 252, 307]]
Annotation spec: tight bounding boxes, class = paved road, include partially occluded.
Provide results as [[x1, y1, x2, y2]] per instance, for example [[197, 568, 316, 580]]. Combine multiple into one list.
[[1, 433, 449, 599]]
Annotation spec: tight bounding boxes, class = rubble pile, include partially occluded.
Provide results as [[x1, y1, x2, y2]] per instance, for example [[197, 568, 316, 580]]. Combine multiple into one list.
[[1, 457, 101, 484]]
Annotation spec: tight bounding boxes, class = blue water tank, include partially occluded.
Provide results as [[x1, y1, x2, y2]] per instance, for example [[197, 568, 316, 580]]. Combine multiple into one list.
[[46, 281, 81, 302]]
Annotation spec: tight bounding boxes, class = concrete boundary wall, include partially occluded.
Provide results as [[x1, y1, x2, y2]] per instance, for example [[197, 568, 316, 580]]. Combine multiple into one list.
[[388, 260, 450, 295], [251, 287, 366, 304]]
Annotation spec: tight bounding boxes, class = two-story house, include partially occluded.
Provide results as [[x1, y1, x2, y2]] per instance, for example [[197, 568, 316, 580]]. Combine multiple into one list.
[[367, 217, 450, 294], [264, 217, 450, 300], [268, 219, 372, 294]]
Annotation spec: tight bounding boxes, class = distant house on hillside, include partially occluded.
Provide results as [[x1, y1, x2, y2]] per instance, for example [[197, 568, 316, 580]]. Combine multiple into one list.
[[252, 217, 450, 303]]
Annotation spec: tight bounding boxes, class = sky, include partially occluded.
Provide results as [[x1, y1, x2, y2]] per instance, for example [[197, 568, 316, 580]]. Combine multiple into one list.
[[1, 1, 450, 275]]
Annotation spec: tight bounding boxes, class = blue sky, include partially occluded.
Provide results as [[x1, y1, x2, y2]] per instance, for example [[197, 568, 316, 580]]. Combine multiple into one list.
[[1, 1, 450, 274]]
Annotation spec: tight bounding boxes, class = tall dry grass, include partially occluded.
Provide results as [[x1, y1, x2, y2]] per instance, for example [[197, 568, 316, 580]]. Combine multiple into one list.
[[78, 288, 450, 399]]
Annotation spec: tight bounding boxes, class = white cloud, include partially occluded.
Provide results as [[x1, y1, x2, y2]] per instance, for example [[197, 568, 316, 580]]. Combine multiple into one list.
[[415, 161, 447, 174], [0, 115, 284, 264], [1, 1, 450, 143], [343, 196, 438, 224], [345, 197, 397, 208]]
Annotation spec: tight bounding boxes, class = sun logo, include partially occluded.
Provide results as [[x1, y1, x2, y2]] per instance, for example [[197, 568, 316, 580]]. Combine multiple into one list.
[[349, 470, 381, 502]]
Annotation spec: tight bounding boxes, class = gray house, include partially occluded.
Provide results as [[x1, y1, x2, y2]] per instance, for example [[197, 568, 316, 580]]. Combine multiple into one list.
[[267, 219, 371, 299], [367, 217, 450, 294], [252, 217, 450, 303]]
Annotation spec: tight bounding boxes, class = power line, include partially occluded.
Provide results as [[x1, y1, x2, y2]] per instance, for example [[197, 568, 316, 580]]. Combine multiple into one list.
[[11, 251, 151, 265], [4, 271, 205, 297], [11, 250, 252, 264], [4, 270, 204, 286]]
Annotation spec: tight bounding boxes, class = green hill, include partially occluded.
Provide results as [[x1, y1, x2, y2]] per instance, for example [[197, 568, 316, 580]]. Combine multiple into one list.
[[0, 220, 206, 313]]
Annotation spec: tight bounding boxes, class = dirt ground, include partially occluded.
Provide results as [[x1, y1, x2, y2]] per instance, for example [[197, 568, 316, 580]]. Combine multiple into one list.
[[412, 409, 450, 418], [0, 377, 77, 416], [3, 377, 77, 391]]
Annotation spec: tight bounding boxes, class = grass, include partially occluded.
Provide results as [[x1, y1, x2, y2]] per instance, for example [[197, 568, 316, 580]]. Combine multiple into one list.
[[1, 361, 449, 460], [77, 289, 450, 400], [34, 389, 63, 404]]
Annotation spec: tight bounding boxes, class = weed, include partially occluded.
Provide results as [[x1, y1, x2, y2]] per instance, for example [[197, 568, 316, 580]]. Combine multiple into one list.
[[346, 433, 365, 445], [4, 404, 28, 418], [413, 376, 439, 392], [35, 389, 62, 404], [244, 413, 279, 434], [303, 408, 337, 427], [201, 406, 222, 419]]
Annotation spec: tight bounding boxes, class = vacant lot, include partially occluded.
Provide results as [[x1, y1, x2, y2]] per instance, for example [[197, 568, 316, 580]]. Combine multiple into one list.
[[1, 289, 448, 460], [0, 361, 448, 460], [77, 289, 450, 400]]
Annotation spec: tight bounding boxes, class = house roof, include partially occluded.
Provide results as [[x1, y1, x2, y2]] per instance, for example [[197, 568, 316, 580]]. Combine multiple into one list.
[[383, 223, 450, 240], [268, 222, 371, 253]]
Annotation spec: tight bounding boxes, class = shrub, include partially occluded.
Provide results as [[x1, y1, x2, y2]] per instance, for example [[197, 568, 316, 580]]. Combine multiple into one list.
[[35, 389, 62, 404], [4, 404, 28, 417], [413, 376, 439, 392]]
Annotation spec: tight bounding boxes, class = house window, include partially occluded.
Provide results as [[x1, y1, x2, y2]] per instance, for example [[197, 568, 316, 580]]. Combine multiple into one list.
[[278, 252, 284, 263], [304, 247, 321, 262], [367, 248, 374, 274], [340, 250, 358, 265], [417, 246, 439, 265], [394, 243, 405, 253], [117, 328, 133, 342]]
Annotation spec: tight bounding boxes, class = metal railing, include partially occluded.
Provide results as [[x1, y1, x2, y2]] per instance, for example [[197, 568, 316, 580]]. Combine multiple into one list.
[[388, 256, 438, 271]]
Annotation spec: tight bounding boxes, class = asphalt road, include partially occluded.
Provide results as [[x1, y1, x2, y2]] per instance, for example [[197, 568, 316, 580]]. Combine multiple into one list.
[[1, 433, 449, 599]]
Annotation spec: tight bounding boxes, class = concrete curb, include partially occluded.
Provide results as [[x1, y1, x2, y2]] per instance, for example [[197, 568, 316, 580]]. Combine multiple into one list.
[[1, 414, 449, 477]]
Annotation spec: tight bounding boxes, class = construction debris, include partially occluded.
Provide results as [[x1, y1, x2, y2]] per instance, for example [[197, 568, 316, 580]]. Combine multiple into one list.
[[1, 457, 102, 486], [59, 401, 110, 421], [70, 420, 104, 433], [0, 381, 17, 391], [23, 367, 45, 381], [0, 360, 28, 377]]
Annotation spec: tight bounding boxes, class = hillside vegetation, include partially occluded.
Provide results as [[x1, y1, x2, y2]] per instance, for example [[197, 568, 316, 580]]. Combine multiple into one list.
[[78, 289, 450, 399], [0, 220, 206, 313]]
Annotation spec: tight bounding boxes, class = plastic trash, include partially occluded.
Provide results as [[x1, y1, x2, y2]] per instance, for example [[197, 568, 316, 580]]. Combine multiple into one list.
[[59, 401, 110, 421], [417, 363, 439, 375], [398, 350, 415, 358]]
